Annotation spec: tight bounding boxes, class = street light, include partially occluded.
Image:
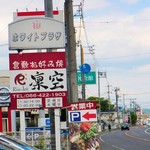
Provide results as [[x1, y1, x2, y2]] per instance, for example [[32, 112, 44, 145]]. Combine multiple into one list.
[[98, 71, 107, 125]]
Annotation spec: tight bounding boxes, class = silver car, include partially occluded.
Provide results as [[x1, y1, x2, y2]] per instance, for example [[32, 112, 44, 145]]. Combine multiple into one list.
[[0, 133, 39, 150]]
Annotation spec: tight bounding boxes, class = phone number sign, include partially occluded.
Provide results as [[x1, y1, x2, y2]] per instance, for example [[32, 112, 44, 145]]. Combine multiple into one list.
[[9, 52, 67, 110]]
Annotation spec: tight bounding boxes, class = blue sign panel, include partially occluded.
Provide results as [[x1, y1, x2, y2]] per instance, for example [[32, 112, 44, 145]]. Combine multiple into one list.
[[70, 112, 81, 122], [80, 63, 91, 74], [45, 118, 50, 126], [118, 106, 122, 110], [25, 127, 44, 131], [45, 126, 50, 130]]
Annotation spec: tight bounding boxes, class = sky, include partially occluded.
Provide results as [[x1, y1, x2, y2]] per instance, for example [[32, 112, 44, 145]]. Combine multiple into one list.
[[0, 0, 150, 109]]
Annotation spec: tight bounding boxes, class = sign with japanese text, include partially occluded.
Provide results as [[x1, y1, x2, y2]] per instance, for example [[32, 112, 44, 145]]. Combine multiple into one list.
[[68, 101, 99, 149], [9, 17, 65, 50], [68, 101, 96, 111], [68, 101, 97, 122], [9, 52, 67, 110], [77, 71, 96, 85]]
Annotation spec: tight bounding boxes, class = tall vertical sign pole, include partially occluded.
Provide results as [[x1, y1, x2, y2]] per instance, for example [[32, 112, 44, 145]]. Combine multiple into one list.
[[55, 109, 61, 150], [98, 72, 101, 125], [8, 107, 12, 132], [65, 1, 78, 149], [123, 94, 125, 121], [65, 0, 78, 104], [20, 110, 26, 142], [81, 45, 85, 101], [115, 87, 120, 127], [44, 0, 56, 149]]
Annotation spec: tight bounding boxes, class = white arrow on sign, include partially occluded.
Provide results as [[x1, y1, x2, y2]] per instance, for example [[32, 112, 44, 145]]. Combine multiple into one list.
[[26, 133, 32, 140], [26, 133, 40, 140]]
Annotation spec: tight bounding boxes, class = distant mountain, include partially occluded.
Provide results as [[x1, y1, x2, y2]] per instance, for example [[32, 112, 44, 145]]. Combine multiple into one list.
[[142, 109, 150, 114]]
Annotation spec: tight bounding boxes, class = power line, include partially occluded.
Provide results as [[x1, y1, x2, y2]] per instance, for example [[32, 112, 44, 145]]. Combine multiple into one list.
[[0, 0, 35, 42], [96, 52, 150, 60], [84, 18, 150, 24], [122, 91, 150, 96]]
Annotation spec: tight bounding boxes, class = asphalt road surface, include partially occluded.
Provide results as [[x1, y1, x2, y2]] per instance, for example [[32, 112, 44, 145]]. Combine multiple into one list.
[[100, 126, 150, 150]]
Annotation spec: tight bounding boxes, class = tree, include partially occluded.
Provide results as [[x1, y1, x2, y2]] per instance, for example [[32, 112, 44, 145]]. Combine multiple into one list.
[[87, 96, 114, 112], [130, 111, 137, 125]]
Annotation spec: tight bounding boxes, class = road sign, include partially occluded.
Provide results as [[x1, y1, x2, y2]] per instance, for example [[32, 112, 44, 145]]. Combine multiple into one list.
[[80, 63, 91, 74], [26, 131, 43, 141], [77, 71, 96, 84], [118, 106, 123, 110], [25, 127, 43, 131], [45, 118, 50, 126], [68, 109, 97, 122]]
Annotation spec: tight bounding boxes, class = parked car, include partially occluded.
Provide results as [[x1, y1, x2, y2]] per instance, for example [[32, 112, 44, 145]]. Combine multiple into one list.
[[121, 123, 130, 131], [0, 133, 39, 150], [0, 141, 20, 150]]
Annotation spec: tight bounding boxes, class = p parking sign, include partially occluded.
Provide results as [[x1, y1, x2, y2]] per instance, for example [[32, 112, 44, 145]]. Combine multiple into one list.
[[69, 112, 81, 122]]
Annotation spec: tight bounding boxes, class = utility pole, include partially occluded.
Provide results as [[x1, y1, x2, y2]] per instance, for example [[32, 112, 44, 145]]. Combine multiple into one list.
[[98, 72, 101, 125], [65, 0, 78, 103], [98, 71, 107, 125], [107, 82, 111, 122], [114, 87, 120, 127], [44, 1, 56, 149], [81, 44, 85, 101]]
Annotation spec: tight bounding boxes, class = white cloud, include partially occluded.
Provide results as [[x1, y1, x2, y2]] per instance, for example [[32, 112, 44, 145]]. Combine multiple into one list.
[[79, 6, 150, 58], [136, 64, 150, 73]]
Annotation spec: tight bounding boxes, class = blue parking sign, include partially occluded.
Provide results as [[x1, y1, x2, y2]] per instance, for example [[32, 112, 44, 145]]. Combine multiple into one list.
[[70, 112, 81, 122]]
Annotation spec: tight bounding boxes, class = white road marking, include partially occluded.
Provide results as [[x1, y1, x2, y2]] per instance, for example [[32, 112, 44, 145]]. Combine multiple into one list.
[[112, 145, 125, 150], [100, 132, 126, 150], [145, 127, 150, 134]]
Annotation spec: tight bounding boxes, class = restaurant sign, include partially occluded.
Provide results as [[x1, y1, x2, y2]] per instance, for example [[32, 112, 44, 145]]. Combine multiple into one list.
[[9, 52, 67, 110]]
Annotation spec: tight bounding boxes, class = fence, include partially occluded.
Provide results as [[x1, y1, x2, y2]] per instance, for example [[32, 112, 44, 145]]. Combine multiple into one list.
[[5, 130, 69, 150]]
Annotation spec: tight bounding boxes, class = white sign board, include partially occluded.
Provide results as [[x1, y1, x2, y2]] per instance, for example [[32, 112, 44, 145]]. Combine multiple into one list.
[[10, 69, 67, 93], [9, 17, 65, 50], [68, 109, 97, 122], [17, 98, 42, 109], [9, 52, 67, 109]]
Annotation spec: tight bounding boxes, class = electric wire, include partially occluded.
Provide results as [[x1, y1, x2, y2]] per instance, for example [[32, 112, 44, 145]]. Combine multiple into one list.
[[77, 0, 150, 102], [0, 0, 34, 38]]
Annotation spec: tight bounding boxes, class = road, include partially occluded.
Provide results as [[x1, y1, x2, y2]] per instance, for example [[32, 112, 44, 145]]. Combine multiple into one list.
[[100, 126, 150, 150]]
